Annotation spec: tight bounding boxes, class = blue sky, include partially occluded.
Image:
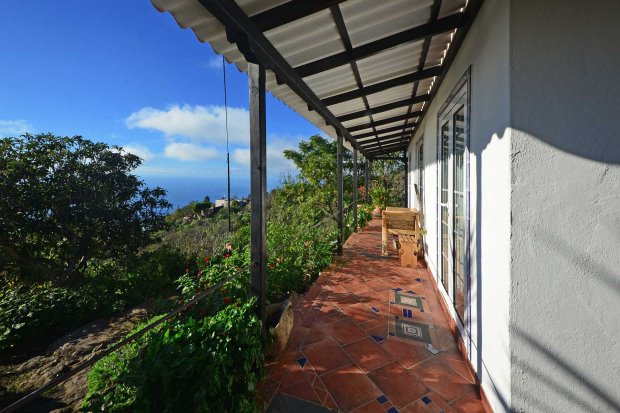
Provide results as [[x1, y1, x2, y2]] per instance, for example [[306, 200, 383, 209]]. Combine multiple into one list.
[[0, 1, 324, 203]]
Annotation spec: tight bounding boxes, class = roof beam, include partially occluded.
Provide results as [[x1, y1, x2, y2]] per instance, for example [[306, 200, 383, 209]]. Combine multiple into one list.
[[337, 94, 430, 122], [399, 0, 443, 139], [295, 13, 464, 77], [360, 135, 412, 148], [329, 4, 384, 152], [362, 136, 410, 149], [409, 0, 485, 146], [197, 0, 362, 152], [372, 156, 407, 161], [347, 111, 422, 133], [352, 124, 414, 140], [251, 0, 346, 32], [357, 131, 410, 144], [366, 142, 409, 155], [322, 66, 441, 106]]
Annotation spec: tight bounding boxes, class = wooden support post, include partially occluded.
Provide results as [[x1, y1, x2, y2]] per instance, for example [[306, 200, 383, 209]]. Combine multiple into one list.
[[353, 148, 358, 233], [337, 132, 343, 255], [404, 150, 409, 207], [248, 63, 266, 322], [366, 159, 372, 203]]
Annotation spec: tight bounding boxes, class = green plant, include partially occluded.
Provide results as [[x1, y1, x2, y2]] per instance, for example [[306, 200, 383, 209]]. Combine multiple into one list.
[[82, 300, 264, 413], [0, 284, 101, 354], [369, 179, 390, 209]]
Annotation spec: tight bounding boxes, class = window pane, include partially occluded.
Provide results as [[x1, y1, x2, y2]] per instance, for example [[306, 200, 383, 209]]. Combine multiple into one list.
[[453, 107, 466, 322]]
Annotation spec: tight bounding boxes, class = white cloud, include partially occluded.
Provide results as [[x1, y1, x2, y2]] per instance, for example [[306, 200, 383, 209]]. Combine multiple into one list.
[[164, 142, 219, 161], [0, 119, 33, 137], [126, 104, 249, 145], [231, 135, 300, 175], [121, 144, 154, 161], [204, 56, 223, 71]]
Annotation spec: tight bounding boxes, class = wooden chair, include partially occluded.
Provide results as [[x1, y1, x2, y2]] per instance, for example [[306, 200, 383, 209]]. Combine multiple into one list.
[[381, 209, 420, 267]]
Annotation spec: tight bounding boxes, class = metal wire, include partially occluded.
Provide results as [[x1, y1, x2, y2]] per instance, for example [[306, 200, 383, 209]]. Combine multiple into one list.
[[223, 55, 232, 233], [0, 200, 360, 413]]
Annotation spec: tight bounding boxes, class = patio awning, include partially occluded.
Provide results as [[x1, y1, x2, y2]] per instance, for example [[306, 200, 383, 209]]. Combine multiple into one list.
[[150, 0, 482, 157]]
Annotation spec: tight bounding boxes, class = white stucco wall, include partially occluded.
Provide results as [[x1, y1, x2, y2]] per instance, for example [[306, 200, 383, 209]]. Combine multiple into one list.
[[509, 1, 620, 412], [408, 1, 511, 410]]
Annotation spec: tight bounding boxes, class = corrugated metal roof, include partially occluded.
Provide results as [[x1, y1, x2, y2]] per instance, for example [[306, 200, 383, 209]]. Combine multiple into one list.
[[149, 0, 475, 155]]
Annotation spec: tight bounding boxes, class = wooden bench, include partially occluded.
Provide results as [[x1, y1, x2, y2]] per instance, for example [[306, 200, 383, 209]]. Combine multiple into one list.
[[381, 208, 420, 267]]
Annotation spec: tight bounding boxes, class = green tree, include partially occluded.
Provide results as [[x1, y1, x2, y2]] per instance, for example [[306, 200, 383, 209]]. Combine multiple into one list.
[[0, 133, 171, 285], [371, 158, 406, 207], [275, 135, 354, 226]]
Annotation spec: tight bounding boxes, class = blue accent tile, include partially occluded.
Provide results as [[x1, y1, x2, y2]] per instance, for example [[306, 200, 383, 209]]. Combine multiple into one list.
[[297, 357, 307, 369], [371, 335, 385, 343], [377, 395, 388, 404], [421, 395, 432, 404], [393, 287, 403, 291], [387, 407, 399, 413], [402, 308, 407, 317], [371, 306, 379, 313], [407, 290, 416, 294], [403, 308, 412, 318], [415, 278, 422, 282]]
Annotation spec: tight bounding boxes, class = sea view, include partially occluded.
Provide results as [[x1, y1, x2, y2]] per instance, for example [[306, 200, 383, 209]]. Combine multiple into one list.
[[141, 175, 285, 209]]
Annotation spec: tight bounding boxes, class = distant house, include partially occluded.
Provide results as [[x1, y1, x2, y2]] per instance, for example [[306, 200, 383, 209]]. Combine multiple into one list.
[[214, 198, 230, 208]]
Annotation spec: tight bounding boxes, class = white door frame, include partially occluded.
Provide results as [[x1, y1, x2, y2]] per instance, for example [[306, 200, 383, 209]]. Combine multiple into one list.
[[436, 68, 472, 349]]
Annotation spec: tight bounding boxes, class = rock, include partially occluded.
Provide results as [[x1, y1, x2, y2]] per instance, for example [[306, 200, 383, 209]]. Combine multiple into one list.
[[264, 300, 293, 359], [0, 306, 148, 412]]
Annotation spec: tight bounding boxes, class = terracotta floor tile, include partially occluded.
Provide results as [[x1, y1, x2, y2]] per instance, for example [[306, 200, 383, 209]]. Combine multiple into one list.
[[287, 326, 309, 350], [268, 219, 485, 413], [410, 357, 472, 402], [303, 322, 330, 347], [351, 399, 387, 412], [279, 377, 322, 405], [343, 302, 383, 323], [358, 317, 388, 332], [323, 318, 368, 345], [344, 337, 393, 373], [269, 350, 307, 387], [444, 358, 477, 384], [302, 338, 352, 375], [402, 391, 456, 413], [367, 361, 428, 408], [450, 386, 487, 413], [365, 279, 393, 292], [342, 279, 372, 295], [380, 338, 431, 368], [321, 364, 382, 412]]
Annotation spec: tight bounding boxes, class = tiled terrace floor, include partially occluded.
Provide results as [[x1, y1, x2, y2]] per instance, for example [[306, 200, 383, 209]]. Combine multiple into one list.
[[265, 219, 487, 413]]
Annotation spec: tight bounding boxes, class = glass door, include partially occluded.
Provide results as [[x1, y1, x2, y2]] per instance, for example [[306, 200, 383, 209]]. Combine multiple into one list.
[[453, 107, 466, 323], [438, 76, 470, 340]]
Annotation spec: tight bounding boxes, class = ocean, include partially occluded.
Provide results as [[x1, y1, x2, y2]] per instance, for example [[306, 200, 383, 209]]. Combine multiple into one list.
[[141, 175, 284, 210]]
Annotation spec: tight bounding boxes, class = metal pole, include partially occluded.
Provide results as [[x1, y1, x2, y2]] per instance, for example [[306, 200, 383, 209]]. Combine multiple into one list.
[[224, 55, 232, 233], [248, 63, 266, 322], [337, 132, 343, 255], [227, 152, 231, 231], [353, 148, 358, 232]]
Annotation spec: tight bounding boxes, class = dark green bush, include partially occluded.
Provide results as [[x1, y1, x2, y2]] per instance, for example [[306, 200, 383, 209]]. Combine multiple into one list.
[[0, 284, 101, 354], [82, 299, 264, 413]]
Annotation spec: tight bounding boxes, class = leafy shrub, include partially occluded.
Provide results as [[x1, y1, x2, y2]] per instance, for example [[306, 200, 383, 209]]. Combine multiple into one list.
[[265, 222, 334, 302], [0, 284, 101, 354], [82, 299, 264, 413]]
